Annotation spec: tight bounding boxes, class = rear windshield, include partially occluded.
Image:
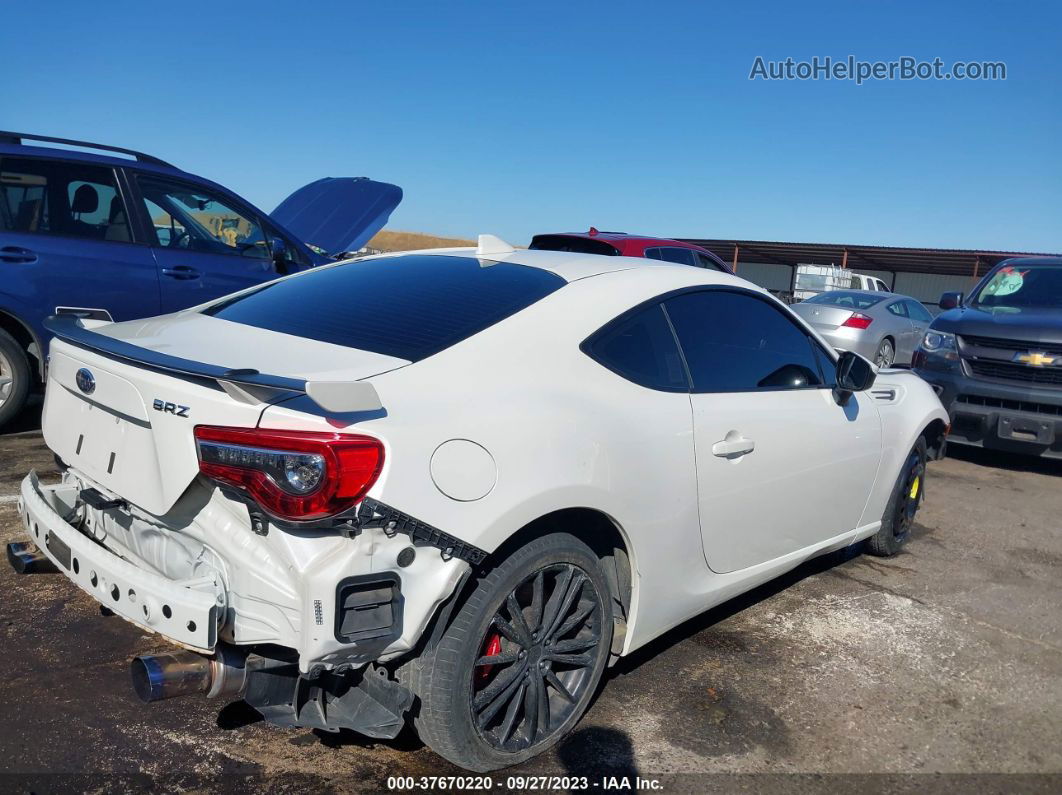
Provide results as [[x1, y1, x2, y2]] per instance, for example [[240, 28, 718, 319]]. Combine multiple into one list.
[[529, 235, 620, 256], [204, 254, 565, 361], [804, 291, 886, 310]]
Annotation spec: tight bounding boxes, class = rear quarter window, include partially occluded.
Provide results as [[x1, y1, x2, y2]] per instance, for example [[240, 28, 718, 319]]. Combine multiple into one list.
[[204, 254, 565, 361], [583, 303, 689, 391]]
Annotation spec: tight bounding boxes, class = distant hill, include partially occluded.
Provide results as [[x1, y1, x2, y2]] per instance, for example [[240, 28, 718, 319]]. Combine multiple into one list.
[[367, 230, 476, 252]]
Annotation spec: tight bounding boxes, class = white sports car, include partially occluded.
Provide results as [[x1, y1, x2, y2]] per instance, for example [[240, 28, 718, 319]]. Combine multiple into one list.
[[11, 236, 948, 771]]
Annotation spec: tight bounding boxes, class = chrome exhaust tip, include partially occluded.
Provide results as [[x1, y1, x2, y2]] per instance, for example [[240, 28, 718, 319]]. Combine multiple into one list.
[[131, 652, 212, 702], [6, 542, 59, 575], [131, 647, 251, 703]]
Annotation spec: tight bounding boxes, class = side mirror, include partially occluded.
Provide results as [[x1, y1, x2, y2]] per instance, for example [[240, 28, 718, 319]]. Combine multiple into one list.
[[833, 350, 876, 406], [939, 291, 963, 310]]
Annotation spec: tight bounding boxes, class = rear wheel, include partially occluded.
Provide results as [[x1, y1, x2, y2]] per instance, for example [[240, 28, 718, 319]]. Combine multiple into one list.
[[874, 337, 895, 368], [406, 533, 613, 771], [0, 329, 31, 428], [867, 437, 927, 557]]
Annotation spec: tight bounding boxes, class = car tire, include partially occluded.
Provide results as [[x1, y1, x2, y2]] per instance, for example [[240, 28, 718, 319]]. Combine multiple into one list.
[[0, 328, 32, 428], [866, 436, 927, 557], [874, 337, 895, 368], [405, 532, 614, 772]]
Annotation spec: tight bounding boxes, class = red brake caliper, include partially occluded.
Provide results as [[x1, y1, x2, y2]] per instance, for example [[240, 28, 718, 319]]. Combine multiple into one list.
[[475, 633, 503, 686]]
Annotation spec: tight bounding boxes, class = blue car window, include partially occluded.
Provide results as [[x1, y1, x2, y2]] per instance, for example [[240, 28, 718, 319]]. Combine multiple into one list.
[[138, 175, 270, 259], [0, 156, 129, 242]]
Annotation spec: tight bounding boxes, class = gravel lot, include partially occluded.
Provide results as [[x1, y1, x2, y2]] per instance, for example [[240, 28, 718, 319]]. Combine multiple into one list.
[[1, 406, 1059, 792]]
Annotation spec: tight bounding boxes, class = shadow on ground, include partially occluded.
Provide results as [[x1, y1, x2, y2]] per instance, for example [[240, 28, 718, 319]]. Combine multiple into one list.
[[945, 442, 1062, 477], [1, 395, 42, 436]]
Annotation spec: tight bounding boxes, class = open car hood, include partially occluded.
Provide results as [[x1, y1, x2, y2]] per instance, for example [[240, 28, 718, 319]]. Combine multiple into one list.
[[271, 177, 403, 256]]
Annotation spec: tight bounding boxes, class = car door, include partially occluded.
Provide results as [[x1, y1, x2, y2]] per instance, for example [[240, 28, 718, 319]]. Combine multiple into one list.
[[904, 300, 934, 351], [663, 288, 883, 573], [883, 299, 919, 362], [131, 173, 287, 313], [0, 155, 160, 326]]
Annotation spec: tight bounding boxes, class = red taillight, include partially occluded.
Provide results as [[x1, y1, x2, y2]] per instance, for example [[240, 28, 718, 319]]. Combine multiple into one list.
[[193, 426, 384, 522], [842, 312, 874, 329]]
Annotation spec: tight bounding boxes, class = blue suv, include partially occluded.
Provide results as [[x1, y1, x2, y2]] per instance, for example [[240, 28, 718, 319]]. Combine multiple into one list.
[[0, 131, 402, 426]]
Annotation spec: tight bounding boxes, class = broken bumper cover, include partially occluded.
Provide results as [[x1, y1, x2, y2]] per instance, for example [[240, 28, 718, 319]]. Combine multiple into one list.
[[17, 471, 221, 652]]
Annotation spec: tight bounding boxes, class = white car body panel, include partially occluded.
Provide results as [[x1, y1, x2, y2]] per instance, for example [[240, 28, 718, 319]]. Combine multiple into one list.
[[690, 387, 882, 574], [23, 247, 949, 673]]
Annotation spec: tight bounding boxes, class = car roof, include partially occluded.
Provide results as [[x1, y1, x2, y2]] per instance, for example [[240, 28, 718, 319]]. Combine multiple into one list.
[[996, 256, 1062, 267], [536, 230, 706, 248], [824, 289, 894, 296], [352, 246, 749, 289], [0, 137, 206, 182], [803, 289, 921, 303]]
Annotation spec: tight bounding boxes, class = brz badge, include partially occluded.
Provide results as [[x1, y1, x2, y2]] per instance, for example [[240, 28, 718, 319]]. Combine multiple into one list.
[[152, 399, 190, 418], [75, 368, 95, 395]]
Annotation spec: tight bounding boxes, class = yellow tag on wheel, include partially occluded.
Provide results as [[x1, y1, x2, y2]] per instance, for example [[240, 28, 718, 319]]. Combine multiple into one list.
[[909, 476, 920, 500]]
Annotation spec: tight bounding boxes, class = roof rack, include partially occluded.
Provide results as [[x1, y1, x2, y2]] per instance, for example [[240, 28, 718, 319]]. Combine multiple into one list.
[[0, 131, 176, 169]]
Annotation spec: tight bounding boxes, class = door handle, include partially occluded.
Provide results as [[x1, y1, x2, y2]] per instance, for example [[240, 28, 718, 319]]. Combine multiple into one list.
[[0, 246, 38, 264], [712, 434, 755, 458], [161, 265, 201, 280]]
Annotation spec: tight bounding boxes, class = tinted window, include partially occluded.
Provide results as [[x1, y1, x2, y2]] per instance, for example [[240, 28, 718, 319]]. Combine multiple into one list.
[[529, 235, 619, 256], [886, 300, 909, 318], [694, 251, 725, 271], [205, 255, 565, 361], [138, 175, 269, 259], [906, 300, 933, 322], [586, 304, 688, 391], [811, 343, 837, 386], [644, 248, 664, 261], [665, 290, 825, 392], [0, 157, 130, 242], [656, 247, 696, 266], [804, 291, 886, 310]]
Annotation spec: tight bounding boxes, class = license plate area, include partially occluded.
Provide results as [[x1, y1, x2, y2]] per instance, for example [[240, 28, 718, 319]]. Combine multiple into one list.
[[45, 530, 72, 570], [998, 415, 1055, 445]]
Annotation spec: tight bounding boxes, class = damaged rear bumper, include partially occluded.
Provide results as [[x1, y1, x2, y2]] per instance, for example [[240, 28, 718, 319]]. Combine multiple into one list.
[[14, 470, 472, 672], [17, 470, 221, 651]]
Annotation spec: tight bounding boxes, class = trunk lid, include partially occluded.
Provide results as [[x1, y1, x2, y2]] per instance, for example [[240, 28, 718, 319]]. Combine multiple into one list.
[[791, 303, 854, 331], [270, 177, 403, 256], [43, 314, 408, 516]]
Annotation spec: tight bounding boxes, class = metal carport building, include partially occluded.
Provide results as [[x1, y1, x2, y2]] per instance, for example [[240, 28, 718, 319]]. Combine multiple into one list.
[[680, 239, 1060, 304]]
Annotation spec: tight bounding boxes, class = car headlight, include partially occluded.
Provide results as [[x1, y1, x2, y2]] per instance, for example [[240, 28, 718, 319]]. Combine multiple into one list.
[[921, 330, 956, 352]]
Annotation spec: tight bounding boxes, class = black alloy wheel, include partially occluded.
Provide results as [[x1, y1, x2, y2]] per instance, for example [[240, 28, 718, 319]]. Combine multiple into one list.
[[470, 563, 604, 752]]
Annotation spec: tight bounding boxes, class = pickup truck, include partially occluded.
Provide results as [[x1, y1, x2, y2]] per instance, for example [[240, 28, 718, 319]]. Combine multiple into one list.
[[913, 256, 1062, 459]]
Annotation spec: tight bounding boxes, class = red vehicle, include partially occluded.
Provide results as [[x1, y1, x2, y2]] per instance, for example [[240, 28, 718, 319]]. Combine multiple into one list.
[[530, 228, 730, 272]]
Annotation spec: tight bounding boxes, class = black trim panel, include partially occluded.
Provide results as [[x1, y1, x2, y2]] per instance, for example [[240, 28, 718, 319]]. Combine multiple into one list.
[[355, 498, 487, 566]]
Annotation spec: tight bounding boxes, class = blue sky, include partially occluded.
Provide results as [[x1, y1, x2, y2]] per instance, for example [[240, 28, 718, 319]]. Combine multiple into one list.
[[3, 0, 1059, 251]]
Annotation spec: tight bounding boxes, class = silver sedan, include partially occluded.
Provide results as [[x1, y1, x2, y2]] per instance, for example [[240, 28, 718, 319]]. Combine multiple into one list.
[[790, 290, 934, 367]]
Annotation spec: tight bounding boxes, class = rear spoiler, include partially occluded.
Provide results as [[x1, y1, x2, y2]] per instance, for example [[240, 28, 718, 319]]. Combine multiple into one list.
[[43, 315, 383, 414]]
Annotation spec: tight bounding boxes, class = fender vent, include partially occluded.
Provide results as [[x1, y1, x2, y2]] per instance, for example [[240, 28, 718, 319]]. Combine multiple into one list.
[[870, 387, 899, 404]]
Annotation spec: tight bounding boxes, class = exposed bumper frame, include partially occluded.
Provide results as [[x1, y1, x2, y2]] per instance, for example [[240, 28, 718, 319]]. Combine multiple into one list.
[[17, 471, 221, 651]]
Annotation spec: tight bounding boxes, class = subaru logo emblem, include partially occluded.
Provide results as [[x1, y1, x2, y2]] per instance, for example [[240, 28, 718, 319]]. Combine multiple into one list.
[[75, 368, 95, 395]]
